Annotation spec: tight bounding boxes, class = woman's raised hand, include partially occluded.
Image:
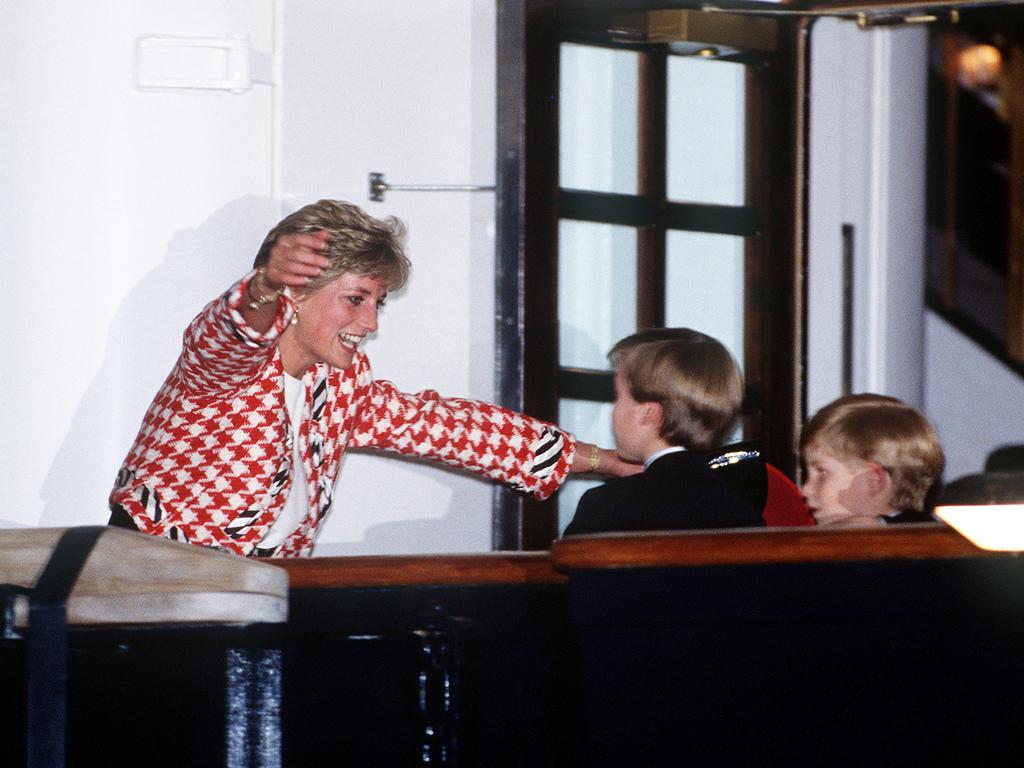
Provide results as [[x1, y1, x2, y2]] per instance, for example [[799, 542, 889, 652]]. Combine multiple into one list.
[[263, 230, 331, 291]]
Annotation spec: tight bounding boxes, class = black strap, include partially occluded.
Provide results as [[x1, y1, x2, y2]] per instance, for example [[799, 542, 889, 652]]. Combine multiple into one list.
[[26, 526, 106, 768], [106, 505, 139, 532]]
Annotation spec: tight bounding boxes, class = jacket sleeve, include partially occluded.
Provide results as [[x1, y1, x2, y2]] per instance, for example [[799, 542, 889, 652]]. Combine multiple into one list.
[[349, 378, 577, 500], [176, 270, 296, 396]]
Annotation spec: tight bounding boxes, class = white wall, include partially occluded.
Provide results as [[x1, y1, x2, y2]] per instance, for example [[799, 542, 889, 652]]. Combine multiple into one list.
[[277, 0, 498, 554], [806, 17, 929, 416], [1, 0, 501, 555], [1, 0, 277, 528], [925, 311, 1024, 481]]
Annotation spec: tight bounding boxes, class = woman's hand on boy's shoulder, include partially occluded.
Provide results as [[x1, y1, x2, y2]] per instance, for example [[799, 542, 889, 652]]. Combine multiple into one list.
[[570, 443, 643, 478], [598, 448, 643, 478]]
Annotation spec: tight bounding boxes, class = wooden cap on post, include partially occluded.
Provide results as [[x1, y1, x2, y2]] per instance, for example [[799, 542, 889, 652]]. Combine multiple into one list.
[[0, 527, 288, 628]]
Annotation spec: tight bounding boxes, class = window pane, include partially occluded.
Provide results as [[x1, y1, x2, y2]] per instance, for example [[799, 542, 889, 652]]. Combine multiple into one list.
[[667, 57, 746, 205], [665, 231, 745, 369], [560, 43, 638, 194], [559, 220, 637, 370], [557, 398, 614, 534]]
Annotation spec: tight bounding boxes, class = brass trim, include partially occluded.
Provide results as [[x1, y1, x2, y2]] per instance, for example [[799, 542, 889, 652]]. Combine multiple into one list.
[[613, 10, 779, 51]]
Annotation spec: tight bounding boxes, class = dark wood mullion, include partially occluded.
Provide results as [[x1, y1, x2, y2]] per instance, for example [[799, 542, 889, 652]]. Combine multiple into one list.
[[743, 55, 766, 441], [637, 46, 667, 331], [520, 0, 563, 550], [664, 203, 760, 235], [495, 0, 562, 551], [494, 0, 528, 551], [559, 190, 656, 225], [557, 368, 616, 402], [941, 30, 960, 313], [522, 1, 561, 426], [560, 189, 758, 235], [759, 19, 806, 477], [1007, 38, 1024, 362], [737, 19, 803, 479]]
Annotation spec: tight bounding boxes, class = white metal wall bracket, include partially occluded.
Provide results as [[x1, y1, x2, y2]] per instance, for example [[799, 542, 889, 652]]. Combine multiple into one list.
[[135, 34, 275, 93], [368, 172, 495, 202]]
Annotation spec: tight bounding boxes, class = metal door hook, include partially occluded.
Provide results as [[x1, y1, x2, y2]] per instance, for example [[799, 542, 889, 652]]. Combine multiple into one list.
[[369, 172, 495, 202]]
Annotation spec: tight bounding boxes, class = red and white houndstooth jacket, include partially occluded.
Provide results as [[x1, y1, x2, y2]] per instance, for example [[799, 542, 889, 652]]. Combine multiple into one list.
[[109, 270, 577, 557]]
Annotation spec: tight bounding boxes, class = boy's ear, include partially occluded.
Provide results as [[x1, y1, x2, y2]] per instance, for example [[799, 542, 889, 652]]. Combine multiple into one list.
[[641, 402, 663, 430], [863, 462, 892, 499]]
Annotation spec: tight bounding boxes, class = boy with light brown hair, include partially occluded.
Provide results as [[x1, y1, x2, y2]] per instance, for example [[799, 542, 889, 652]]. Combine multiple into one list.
[[563, 327, 763, 535], [799, 393, 945, 526]]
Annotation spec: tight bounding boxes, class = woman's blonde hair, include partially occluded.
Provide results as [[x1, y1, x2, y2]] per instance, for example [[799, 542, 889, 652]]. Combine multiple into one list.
[[254, 199, 410, 292], [800, 393, 945, 512], [610, 328, 743, 451]]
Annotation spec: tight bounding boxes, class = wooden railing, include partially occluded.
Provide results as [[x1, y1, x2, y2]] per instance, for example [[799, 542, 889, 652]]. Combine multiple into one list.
[[277, 550, 564, 588], [275, 524, 998, 587], [550, 523, 991, 569]]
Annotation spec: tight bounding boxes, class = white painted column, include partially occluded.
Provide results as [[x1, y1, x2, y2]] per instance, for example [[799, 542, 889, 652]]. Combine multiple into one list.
[[806, 18, 928, 415]]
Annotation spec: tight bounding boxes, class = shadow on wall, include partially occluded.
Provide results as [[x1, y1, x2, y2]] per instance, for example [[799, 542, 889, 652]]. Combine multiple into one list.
[[38, 195, 283, 527], [38, 194, 501, 554]]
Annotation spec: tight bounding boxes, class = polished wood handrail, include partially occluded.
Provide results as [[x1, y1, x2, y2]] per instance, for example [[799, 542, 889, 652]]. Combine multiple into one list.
[[276, 551, 565, 589], [550, 524, 999, 572], [276, 525, 1005, 588]]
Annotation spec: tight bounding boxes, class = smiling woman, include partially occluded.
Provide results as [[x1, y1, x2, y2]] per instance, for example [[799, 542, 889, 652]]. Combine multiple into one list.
[[107, 200, 636, 558], [279, 272, 389, 374]]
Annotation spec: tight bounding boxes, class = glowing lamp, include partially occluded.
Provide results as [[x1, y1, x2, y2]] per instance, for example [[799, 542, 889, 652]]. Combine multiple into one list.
[[933, 473, 1024, 551]]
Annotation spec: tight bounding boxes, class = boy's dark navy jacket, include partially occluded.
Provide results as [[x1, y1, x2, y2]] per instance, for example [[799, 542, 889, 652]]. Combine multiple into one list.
[[562, 449, 764, 536]]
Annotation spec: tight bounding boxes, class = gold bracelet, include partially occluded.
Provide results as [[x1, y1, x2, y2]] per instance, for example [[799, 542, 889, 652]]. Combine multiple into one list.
[[587, 444, 600, 473], [248, 268, 284, 311]]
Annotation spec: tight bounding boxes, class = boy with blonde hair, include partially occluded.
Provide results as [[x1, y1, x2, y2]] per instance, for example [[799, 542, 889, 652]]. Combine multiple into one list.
[[799, 393, 945, 526], [563, 328, 763, 535]]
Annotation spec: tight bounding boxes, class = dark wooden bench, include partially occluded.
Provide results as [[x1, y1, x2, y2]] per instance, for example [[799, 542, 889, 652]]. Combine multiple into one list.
[[551, 525, 1024, 765], [270, 525, 1024, 765]]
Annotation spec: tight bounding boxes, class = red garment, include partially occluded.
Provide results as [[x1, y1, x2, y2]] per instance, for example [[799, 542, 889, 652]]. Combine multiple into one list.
[[110, 271, 577, 557], [763, 464, 814, 527]]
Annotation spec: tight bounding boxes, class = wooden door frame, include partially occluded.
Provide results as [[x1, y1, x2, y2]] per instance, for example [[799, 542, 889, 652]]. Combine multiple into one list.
[[494, 0, 804, 549]]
